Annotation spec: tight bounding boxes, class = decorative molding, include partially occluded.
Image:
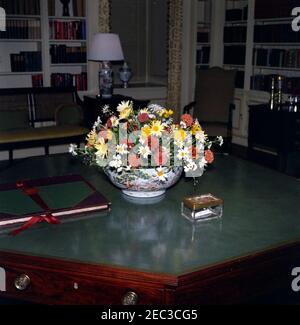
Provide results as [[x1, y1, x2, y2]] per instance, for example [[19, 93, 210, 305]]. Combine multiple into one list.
[[166, 0, 183, 121], [99, 0, 111, 33]]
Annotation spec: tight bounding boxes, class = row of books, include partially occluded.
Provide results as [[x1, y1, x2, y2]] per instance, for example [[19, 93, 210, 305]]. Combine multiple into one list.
[[254, 24, 300, 43], [224, 45, 246, 65], [196, 47, 210, 65], [50, 45, 87, 64], [32, 74, 43, 88], [0, 0, 40, 15], [255, 0, 298, 19], [254, 49, 300, 68], [251, 74, 300, 94], [48, 0, 86, 17], [49, 20, 86, 40], [10, 51, 42, 72], [0, 19, 41, 39], [224, 26, 247, 43], [51, 72, 87, 91]]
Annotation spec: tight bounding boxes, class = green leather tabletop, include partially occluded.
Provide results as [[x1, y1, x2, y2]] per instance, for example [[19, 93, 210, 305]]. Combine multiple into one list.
[[0, 154, 299, 275]]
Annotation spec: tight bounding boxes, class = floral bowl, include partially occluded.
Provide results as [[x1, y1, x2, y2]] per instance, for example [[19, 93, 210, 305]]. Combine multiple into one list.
[[104, 167, 183, 198]]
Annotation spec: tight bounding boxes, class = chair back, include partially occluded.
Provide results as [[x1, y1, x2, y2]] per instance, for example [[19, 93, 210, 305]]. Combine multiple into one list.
[[194, 67, 236, 124]]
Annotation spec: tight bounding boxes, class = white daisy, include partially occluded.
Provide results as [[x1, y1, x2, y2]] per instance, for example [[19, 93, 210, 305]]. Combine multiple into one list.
[[116, 144, 128, 155], [93, 116, 102, 129], [117, 100, 132, 112], [195, 130, 206, 142], [199, 156, 208, 169], [69, 144, 78, 156], [217, 136, 224, 146], [138, 145, 151, 159], [180, 121, 187, 129], [156, 166, 167, 182], [177, 147, 190, 161]]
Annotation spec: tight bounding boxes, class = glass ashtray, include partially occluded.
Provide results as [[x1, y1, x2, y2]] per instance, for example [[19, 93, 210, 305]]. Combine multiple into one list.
[[181, 193, 223, 222]]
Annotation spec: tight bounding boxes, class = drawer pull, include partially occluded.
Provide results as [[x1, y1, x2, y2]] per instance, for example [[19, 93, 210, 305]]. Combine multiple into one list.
[[122, 291, 138, 305], [14, 274, 31, 291]]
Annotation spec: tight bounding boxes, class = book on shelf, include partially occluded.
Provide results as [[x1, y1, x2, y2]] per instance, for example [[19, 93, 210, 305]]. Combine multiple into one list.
[[32, 74, 43, 88], [49, 20, 86, 40], [50, 44, 87, 63], [51, 72, 87, 91], [0, 175, 110, 233], [251, 74, 300, 94], [254, 49, 300, 69], [0, 0, 40, 15], [10, 51, 42, 72], [0, 19, 41, 39]]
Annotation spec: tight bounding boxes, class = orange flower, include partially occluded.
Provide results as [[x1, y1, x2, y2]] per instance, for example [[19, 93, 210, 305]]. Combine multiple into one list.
[[181, 114, 193, 127], [205, 150, 214, 164]]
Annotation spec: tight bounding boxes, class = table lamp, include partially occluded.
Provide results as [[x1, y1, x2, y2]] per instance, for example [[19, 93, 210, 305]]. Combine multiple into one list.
[[89, 33, 124, 98]]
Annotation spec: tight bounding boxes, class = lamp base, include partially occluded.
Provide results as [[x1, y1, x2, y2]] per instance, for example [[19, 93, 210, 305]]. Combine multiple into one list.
[[99, 61, 113, 99]]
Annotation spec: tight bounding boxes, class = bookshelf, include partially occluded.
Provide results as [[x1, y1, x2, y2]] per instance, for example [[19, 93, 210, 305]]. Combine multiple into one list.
[[223, 0, 248, 89], [0, 0, 88, 91], [196, 0, 211, 69]]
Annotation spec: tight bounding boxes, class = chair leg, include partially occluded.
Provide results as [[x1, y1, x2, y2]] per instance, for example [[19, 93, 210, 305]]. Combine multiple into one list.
[[45, 145, 49, 156]]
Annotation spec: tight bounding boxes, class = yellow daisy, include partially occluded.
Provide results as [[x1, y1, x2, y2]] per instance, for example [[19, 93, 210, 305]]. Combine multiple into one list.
[[95, 137, 108, 158], [192, 121, 202, 135], [86, 129, 97, 146], [117, 100, 133, 120], [163, 109, 174, 119], [141, 125, 152, 138], [174, 129, 186, 142], [150, 120, 164, 137]]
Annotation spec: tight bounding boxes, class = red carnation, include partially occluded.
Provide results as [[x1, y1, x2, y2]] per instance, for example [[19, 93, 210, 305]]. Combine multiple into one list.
[[181, 114, 193, 127], [204, 150, 214, 164], [138, 113, 150, 123]]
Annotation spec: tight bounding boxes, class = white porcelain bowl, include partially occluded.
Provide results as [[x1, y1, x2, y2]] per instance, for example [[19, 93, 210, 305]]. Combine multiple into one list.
[[104, 167, 183, 198]]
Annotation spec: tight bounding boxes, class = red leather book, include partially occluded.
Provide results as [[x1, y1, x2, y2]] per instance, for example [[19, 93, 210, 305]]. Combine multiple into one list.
[[0, 175, 111, 234]]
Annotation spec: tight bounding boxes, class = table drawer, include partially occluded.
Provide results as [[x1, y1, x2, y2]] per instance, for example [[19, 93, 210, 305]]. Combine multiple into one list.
[[1, 264, 164, 305]]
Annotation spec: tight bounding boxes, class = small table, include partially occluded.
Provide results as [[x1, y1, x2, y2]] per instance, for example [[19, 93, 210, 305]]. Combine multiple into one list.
[[248, 103, 300, 176], [0, 155, 300, 304], [83, 94, 150, 127]]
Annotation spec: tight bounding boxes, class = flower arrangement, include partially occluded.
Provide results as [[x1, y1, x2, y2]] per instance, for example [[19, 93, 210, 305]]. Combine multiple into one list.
[[70, 101, 222, 196]]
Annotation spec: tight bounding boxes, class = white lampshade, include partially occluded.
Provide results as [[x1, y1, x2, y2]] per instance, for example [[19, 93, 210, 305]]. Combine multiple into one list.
[[89, 33, 124, 62]]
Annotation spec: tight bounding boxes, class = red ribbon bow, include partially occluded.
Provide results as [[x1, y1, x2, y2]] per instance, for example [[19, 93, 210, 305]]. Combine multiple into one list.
[[10, 215, 60, 236], [10, 181, 61, 236]]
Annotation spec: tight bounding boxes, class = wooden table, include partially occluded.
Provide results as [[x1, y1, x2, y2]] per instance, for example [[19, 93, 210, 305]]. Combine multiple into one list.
[[0, 154, 300, 304]]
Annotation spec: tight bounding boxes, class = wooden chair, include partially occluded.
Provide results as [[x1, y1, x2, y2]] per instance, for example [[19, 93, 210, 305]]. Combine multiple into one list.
[[184, 67, 236, 153]]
